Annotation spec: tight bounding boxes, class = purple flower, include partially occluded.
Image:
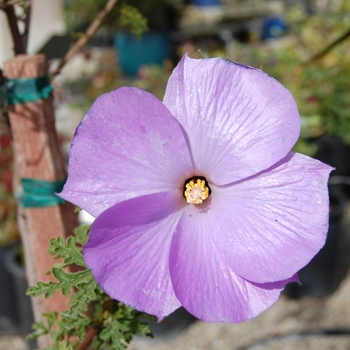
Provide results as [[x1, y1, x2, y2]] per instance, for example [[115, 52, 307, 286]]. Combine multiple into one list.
[[60, 55, 332, 323]]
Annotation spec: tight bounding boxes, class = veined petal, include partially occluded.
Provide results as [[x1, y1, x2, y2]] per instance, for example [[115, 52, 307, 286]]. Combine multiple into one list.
[[163, 55, 300, 185], [207, 153, 332, 283], [169, 214, 297, 323], [60, 87, 193, 217], [84, 190, 185, 320]]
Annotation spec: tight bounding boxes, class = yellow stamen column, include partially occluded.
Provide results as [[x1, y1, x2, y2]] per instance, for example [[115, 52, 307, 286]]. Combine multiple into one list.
[[184, 178, 210, 205]]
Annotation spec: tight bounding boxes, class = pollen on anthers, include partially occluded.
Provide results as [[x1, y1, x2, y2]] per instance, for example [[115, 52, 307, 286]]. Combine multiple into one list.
[[183, 176, 211, 205]]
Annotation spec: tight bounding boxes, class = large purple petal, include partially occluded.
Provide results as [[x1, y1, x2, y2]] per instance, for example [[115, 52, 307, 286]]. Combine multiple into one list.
[[169, 215, 297, 323], [185, 153, 332, 284], [163, 55, 300, 185], [60, 87, 193, 217], [84, 190, 186, 320]]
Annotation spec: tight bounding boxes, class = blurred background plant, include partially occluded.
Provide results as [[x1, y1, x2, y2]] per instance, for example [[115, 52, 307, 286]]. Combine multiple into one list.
[[255, 0, 350, 154], [64, 0, 179, 34], [62, 0, 350, 157]]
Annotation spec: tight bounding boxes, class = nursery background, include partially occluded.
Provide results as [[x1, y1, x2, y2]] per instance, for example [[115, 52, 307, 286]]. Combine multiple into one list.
[[1, 0, 350, 349]]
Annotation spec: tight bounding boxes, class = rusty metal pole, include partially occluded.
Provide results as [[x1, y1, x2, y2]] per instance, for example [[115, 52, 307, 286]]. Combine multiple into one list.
[[3, 54, 78, 347]]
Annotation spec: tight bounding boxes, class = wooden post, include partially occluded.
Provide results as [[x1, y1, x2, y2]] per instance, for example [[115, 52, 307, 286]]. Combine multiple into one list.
[[3, 54, 78, 347]]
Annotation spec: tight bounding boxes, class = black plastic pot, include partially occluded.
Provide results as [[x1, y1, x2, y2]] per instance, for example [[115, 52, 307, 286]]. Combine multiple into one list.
[[147, 307, 196, 340], [1, 242, 36, 349], [284, 187, 347, 298], [0, 242, 18, 333], [3, 242, 34, 336]]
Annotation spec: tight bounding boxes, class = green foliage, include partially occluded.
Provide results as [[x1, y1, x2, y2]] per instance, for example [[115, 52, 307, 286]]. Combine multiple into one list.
[[118, 4, 148, 37], [27, 224, 153, 349], [64, 0, 148, 36], [48, 236, 86, 267], [73, 224, 90, 247], [98, 303, 153, 349]]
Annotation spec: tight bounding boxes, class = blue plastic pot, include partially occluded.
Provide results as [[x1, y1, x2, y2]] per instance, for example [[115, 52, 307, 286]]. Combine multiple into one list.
[[190, 0, 221, 6], [261, 17, 286, 40], [114, 31, 171, 76]]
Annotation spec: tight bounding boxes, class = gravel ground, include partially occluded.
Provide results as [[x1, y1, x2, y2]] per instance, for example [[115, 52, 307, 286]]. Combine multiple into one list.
[[1, 196, 349, 350], [128, 280, 350, 350], [0, 335, 28, 350]]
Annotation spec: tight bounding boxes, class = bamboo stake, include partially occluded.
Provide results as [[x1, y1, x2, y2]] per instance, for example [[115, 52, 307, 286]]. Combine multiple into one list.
[[3, 54, 78, 348]]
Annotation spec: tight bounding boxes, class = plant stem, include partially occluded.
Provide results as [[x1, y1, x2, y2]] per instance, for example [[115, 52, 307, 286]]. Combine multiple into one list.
[[301, 26, 350, 66], [21, 1, 31, 52], [0, 0, 29, 10], [2, 0, 25, 54], [51, 0, 119, 78], [77, 328, 97, 350]]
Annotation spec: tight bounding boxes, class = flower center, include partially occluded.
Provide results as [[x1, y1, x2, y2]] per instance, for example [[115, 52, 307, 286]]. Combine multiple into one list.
[[183, 176, 211, 205]]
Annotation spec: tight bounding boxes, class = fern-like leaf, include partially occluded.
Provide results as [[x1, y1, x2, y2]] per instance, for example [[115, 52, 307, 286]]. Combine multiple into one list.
[[48, 236, 86, 267]]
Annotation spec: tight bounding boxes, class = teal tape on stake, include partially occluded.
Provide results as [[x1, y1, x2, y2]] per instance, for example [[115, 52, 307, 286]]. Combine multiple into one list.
[[16, 178, 66, 208], [5, 75, 53, 105]]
